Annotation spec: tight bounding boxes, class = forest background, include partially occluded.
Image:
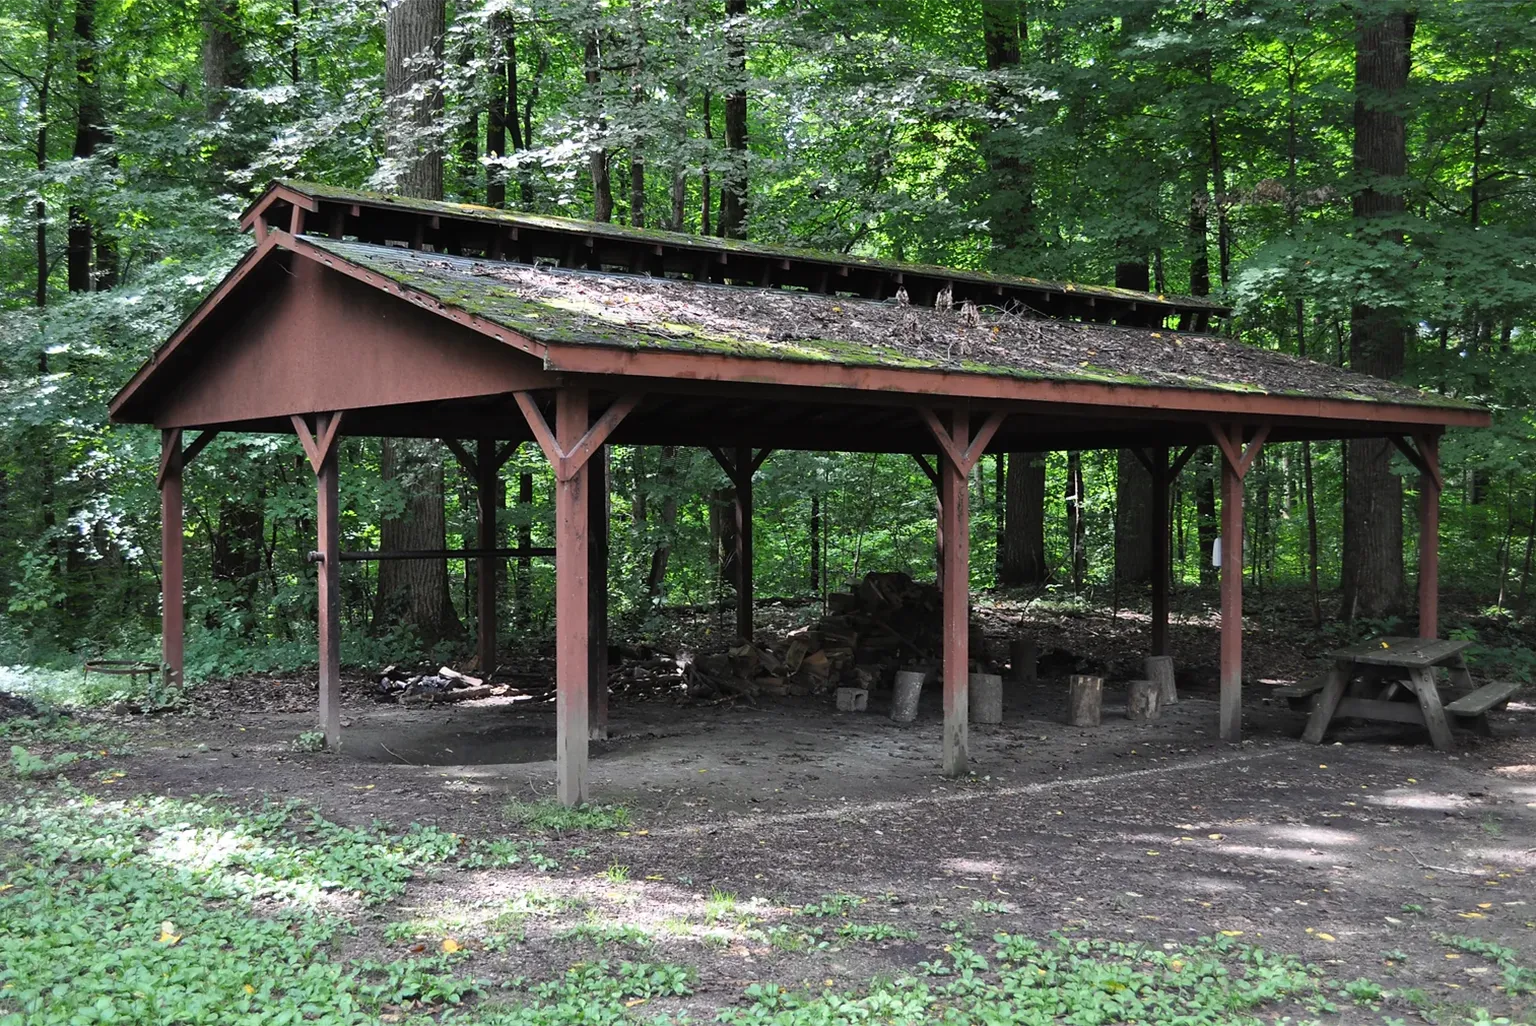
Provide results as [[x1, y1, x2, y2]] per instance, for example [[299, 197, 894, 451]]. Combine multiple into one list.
[[2, 0, 1534, 682]]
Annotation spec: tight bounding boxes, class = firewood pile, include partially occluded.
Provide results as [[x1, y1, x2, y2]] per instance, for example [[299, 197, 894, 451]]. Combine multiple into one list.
[[679, 571, 986, 701], [373, 665, 532, 705]]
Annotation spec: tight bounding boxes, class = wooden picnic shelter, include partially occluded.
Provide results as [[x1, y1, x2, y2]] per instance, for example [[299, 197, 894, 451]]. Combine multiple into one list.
[[110, 181, 1489, 805]]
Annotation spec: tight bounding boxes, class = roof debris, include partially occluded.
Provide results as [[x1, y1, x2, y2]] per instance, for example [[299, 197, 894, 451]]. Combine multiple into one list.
[[304, 236, 1467, 409]]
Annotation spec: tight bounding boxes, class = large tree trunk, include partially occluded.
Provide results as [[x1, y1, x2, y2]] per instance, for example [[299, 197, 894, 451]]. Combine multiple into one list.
[[199, 0, 266, 626], [486, 15, 507, 209], [68, 0, 103, 293], [999, 453, 1047, 585], [716, 0, 748, 238], [1341, 6, 1415, 619], [384, 0, 444, 200], [646, 446, 678, 598], [201, 0, 245, 119], [378, 0, 457, 645], [376, 440, 462, 643], [980, 1, 1034, 265]]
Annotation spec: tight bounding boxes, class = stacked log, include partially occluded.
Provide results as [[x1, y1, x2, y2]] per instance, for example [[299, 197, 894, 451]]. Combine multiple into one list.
[[683, 571, 978, 701]]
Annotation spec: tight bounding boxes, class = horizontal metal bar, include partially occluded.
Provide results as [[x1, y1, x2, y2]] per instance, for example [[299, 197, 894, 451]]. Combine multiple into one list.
[[305, 547, 555, 564]]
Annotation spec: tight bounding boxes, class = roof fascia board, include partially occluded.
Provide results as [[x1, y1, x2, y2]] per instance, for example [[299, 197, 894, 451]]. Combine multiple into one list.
[[537, 342, 1489, 432]]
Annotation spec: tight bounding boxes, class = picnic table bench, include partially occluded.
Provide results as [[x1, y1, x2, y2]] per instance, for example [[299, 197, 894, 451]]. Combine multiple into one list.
[[1299, 637, 1519, 751]]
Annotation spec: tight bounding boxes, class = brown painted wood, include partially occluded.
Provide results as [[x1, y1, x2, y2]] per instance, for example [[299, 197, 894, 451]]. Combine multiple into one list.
[[554, 387, 591, 806], [160, 429, 184, 688], [589, 445, 609, 740], [1219, 425, 1245, 742], [314, 412, 341, 747], [927, 411, 971, 777], [147, 258, 551, 428]]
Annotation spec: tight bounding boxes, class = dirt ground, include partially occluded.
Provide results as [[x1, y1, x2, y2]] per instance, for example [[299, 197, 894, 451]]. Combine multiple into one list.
[[89, 644, 1536, 1020]]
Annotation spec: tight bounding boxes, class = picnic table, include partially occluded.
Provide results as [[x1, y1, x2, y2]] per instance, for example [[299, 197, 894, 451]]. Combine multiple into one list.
[[1293, 637, 1520, 751]]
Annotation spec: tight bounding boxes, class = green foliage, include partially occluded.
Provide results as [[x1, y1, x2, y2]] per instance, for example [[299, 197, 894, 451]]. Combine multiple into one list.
[[798, 893, 865, 918], [503, 799, 630, 833], [292, 730, 326, 752], [2, 0, 1536, 674]]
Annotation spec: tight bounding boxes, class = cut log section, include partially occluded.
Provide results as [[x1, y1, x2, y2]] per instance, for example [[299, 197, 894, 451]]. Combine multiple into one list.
[[891, 670, 924, 723], [1144, 655, 1176, 705], [1068, 674, 1102, 727], [969, 672, 1003, 724], [1127, 678, 1163, 722]]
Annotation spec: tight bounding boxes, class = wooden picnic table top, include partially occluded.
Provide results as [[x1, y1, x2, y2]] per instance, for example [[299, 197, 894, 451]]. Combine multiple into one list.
[[1328, 636, 1471, 669]]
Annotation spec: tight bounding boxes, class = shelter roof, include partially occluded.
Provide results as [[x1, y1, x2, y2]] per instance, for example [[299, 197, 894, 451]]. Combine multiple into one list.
[[241, 180, 1228, 330], [299, 236, 1467, 412]]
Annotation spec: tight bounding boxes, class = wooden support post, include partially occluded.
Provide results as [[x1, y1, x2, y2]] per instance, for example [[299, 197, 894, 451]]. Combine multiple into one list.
[[940, 432, 969, 775], [1209, 422, 1266, 743], [1150, 446, 1170, 657], [476, 438, 498, 676], [316, 427, 341, 747], [734, 444, 753, 641], [292, 412, 345, 748], [159, 429, 184, 689], [1417, 432, 1441, 639], [589, 445, 609, 740], [514, 390, 639, 805], [918, 406, 1003, 777], [1219, 441, 1243, 742], [555, 388, 591, 805]]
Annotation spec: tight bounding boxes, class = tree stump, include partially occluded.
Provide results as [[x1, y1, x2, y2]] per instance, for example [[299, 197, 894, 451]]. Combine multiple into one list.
[[891, 670, 924, 723], [1145, 655, 1177, 705], [1068, 675, 1102, 727], [1127, 678, 1163, 722], [1009, 636, 1037, 686], [969, 672, 1003, 724]]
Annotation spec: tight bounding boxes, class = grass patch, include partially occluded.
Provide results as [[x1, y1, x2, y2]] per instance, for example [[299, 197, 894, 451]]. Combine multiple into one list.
[[504, 799, 631, 833]]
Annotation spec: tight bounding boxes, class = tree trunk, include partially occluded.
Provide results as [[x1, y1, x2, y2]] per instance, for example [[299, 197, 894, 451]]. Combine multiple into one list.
[[486, 15, 507, 209], [376, 440, 462, 644], [980, 1, 1035, 265], [717, 0, 748, 238], [1341, 6, 1415, 619], [700, 89, 713, 237], [646, 445, 678, 598], [1000, 452, 1047, 585], [201, 0, 245, 119], [584, 29, 612, 222], [378, 0, 455, 644], [68, 0, 102, 292], [809, 491, 821, 593], [384, 0, 445, 200], [1196, 448, 1217, 587], [1066, 451, 1084, 590]]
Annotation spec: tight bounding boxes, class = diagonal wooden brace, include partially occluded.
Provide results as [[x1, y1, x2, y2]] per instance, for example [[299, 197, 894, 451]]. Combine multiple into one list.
[[1390, 432, 1444, 491], [918, 407, 1006, 475], [1208, 422, 1269, 479], [516, 392, 640, 481], [291, 412, 345, 474]]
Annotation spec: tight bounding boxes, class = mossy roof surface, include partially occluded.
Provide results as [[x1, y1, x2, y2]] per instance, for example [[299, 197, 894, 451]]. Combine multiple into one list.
[[272, 179, 1227, 314], [304, 236, 1472, 411]]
